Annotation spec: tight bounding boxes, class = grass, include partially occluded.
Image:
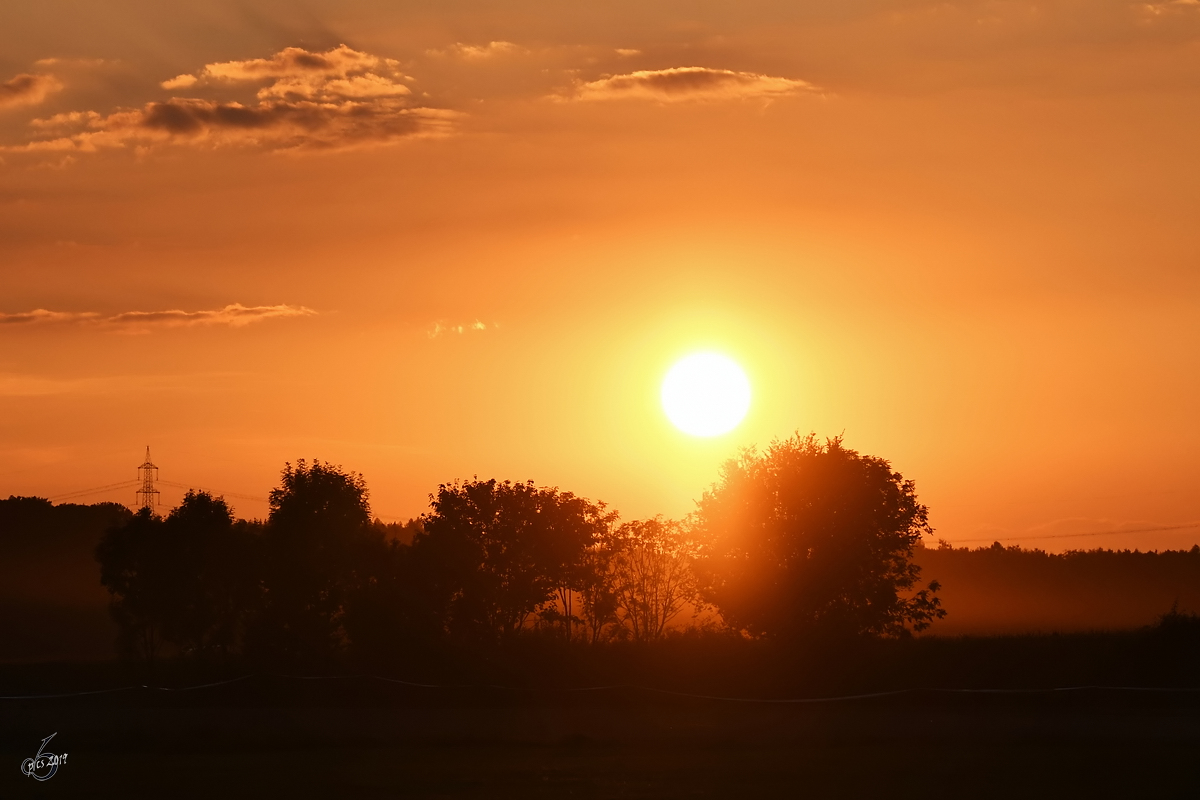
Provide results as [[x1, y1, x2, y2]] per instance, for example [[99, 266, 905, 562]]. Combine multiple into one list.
[[4, 687, 1200, 798], [5, 625, 1200, 798]]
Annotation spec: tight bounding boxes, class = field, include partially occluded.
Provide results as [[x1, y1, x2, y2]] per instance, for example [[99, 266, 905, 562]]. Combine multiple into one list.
[[5, 661, 1200, 799]]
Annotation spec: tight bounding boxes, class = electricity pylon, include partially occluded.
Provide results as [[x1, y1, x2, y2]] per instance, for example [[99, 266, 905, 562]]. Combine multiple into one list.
[[136, 446, 159, 511]]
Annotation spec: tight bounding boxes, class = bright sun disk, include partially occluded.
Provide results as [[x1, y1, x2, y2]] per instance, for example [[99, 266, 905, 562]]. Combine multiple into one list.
[[661, 352, 751, 437]]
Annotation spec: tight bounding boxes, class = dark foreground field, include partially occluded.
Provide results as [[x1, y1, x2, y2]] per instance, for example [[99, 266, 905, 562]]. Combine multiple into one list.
[[4, 670, 1200, 799]]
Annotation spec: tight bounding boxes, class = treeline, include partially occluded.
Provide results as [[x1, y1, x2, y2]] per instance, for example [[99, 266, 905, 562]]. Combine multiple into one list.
[[0, 497, 131, 601], [12, 434, 1196, 669], [92, 462, 711, 668], [914, 542, 1200, 635], [90, 435, 945, 667], [0, 497, 132, 662]]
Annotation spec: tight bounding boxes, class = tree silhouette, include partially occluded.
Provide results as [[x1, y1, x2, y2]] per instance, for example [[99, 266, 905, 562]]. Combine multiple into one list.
[[695, 433, 944, 639], [418, 478, 613, 642], [577, 542, 621, 643], [246, 460, 383, 665], [95, 508, 170, 663], [159, 490, 256, 658], [95, 491, 256, 662], [341, 538, 446, 666], [600, 516, 706, 642]]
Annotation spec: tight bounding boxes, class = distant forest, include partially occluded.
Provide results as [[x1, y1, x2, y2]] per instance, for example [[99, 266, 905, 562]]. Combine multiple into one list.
[[913, 542, 1200, 635], [3, 438, 1199, 666]]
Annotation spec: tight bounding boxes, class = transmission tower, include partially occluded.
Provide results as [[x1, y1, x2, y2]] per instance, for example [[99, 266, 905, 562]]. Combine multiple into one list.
[[136, 446, 159, 511]]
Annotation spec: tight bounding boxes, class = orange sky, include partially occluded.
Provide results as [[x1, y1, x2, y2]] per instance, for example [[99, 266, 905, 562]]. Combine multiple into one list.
[[2, 0, 1199, 552]]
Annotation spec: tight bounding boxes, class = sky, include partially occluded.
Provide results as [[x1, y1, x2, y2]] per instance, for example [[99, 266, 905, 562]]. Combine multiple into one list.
[[2, 0, 1199, 552]]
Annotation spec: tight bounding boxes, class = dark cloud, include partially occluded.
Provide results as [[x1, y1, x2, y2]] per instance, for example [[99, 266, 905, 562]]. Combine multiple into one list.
[[0, 73, 62, 109], [118, 96, 454, 149]]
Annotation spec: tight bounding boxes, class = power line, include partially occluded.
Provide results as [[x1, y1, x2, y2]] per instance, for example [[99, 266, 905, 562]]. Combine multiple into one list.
[[942, 522, 1200, 545], [36, 472, 1200, 539], [42, 478, 411, 521], [39, 448, 414, 519], [158, 479, 266, 504], [47, 480, 141, 502], [158, 480, 409, 520]]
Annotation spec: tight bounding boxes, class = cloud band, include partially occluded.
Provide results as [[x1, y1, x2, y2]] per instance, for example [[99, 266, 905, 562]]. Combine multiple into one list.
[[14, 46, 457, 154], [565, 66, 818, 102], [0, 303, 316, 330]]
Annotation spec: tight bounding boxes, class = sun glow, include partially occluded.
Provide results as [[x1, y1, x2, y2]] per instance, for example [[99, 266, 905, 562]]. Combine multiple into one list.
[[660, 352, 751, 437]]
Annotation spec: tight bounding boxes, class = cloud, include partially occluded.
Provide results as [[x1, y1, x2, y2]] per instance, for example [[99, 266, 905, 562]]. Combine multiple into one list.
[[161, 44, 412, 99], [29, 110, 103, 131], [562, 67, 819, 102], [0, 73, 62, 110], [107, 303, 317, 329], [15, 98, 459, 154], [427, 41, 525, 59], [34, 58, 107, 68], [0, 309, 97, 325], [1139, 0, 1200, 14], [427, 319, 496, 338], [12, 45, 457, 155], [161, 73, 198, 90], [0, 303, 316, 331]]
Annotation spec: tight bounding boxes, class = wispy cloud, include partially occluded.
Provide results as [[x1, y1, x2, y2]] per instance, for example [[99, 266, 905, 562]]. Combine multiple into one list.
[[1139, 0, 1200, 14], [0, 303, 316, 331], [561, 67, 819, 102], [0, 309, 98, 325], [0, 73, 62, 110], [107, 304, 317, 330], [427, 319, 497, 338], [11, 45, 459, 155], [426, 41, 525, 59]]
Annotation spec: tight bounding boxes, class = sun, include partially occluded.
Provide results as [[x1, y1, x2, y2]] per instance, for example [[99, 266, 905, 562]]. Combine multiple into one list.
[[661, 353, 751, 437]]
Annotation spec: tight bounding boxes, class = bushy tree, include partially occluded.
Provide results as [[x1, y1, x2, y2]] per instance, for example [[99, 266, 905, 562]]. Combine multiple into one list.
[[577, 543, 621, 644], [247, 460, 384, 665], [96, 508, 171, 663], [695, 433, 944, 639], [341, 539, 447, 666], [96, 492, 257, 662], [160, 491, 256, 657], [418, 478, 613, 642]]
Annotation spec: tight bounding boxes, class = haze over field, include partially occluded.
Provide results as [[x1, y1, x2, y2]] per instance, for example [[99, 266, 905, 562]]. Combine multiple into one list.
[[2, 0, 1199, 552]]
